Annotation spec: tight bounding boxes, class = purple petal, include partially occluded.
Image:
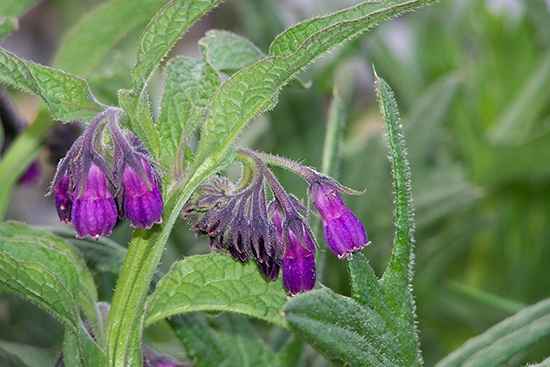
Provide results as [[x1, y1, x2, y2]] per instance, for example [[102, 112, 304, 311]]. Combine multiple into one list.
[[282, 226, 316, 295], [72, 163, 117, 239], [122, 159, 164, 229]]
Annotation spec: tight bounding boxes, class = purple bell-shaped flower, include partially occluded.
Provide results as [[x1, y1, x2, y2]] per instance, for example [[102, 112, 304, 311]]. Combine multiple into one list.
[[309, 181, 369, 259], [122, 158, 164, 229], [72, 162, 118, 239]]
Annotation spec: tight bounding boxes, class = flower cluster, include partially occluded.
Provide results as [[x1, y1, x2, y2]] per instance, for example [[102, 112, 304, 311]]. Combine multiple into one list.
[[48, 108, 163, 239], [183, 148, 370, 295]]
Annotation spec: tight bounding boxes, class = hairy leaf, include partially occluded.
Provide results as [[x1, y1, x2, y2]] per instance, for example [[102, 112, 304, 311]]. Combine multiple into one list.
[[132, 0, 224, 94], [192, 0, 437, 183], [145, 253, 288, 328], [376, 74, 421, 363], [118, 89, 160, 158], [0, 222, 98, 332], [0, 48, 103, 121], [170, 313, 283, 367], [436, 298, 550, 367], [199, 30, 266, 74], [284, 288, 406, 367], [157, 56, 220, 171]]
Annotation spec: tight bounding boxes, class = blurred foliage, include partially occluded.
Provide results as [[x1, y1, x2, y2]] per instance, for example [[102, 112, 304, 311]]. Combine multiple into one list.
[[2, 0, 550, 365]]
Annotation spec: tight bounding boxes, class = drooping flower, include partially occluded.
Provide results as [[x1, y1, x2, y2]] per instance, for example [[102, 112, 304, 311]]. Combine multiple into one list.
[[48, 107, 164, 238], [72, 162, 118, 239], [309, 180, 369, 259], [281, 216, 316, 295], [122, 158, 163, 229], [269, 200, 315, 294], [54, 173, 73, 223]]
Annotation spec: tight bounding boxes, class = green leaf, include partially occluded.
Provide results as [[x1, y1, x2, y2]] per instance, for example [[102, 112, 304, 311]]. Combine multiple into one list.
[[0, 222, 98, 333], [0, 17, 17, 41], [448, 281, 526, 315], [53, 0, 168, 77], [0, 0, 41, 19], [118, 89, 160, 158], [375, 74, 421, 362], [192, 0, 437, 183], [0, 48, 103, 121], [52, 228, 128, 278], [170, 313, 283, 367], [157, 56, 220, 171], [349, 253, 420, 364], [375, 75, 416, 308], [199, 30, 266, 74], [283, 288, 407, 367], [131, 0, 224, 94], [436, 298, 550, 367], [0, 340, 57, 367], [489, 52, 550, 145], [145, 253, 288, 328], [62, 324, 107, 367]]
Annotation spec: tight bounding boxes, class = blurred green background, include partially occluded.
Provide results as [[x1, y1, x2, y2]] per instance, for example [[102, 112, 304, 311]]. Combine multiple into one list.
[[2, 0, 550, 365]]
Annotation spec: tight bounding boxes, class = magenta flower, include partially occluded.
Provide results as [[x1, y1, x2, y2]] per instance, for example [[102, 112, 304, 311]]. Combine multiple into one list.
[[72, 163, 118, 239], [122, 158, 163, 229], [54, 173, 73, 223], [268, 201, 315, 295], [310, 182, 369, 259], [282, 218, 317, 295]]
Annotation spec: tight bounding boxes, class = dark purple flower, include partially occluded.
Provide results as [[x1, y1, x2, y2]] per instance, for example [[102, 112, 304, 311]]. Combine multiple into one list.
[[268, 200, 315, 294], [310, 182, 369, 259], [72, 163, 118, 240], [282, 218, 317, 295], [122, 158, 163, 229], [54, 173, 73, 223]]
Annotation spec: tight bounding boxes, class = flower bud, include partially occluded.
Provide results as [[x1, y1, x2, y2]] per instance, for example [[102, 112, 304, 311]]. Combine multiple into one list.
[[54, 173, 73, 223], [122, 158, 163, 229], [310, 182, 369, 259]]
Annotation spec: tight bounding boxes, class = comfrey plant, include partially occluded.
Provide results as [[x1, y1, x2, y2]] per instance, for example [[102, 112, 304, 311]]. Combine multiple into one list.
[[6, 1, 546, 367], [183, 148, 370, 294]]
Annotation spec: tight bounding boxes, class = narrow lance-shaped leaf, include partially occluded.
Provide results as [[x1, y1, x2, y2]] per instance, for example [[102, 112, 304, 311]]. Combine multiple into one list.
[[375, 74, 421, 362], [145, 253, 288, 329], [436, 297, 550, 367], [192, 0, 437, 182], [0, 48, 103, 121]]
